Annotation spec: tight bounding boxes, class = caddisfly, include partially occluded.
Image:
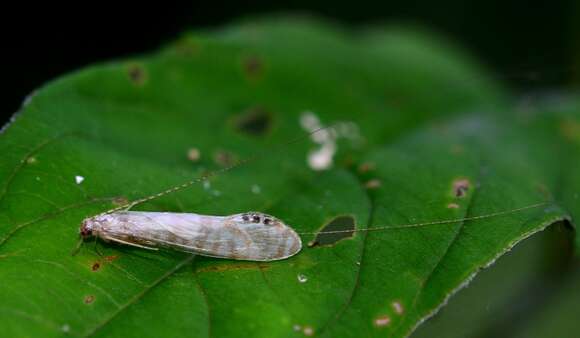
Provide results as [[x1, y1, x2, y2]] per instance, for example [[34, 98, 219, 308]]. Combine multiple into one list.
[[79, 211, 301, 261]]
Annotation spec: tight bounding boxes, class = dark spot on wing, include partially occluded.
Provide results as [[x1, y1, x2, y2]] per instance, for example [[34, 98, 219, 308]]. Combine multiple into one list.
[[233, 106, 272, 136], [308, 215, 356, 247]]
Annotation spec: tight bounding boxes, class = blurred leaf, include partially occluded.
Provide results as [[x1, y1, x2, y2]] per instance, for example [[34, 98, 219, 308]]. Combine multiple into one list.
[[512, 263, 580, 338], [413, 224, 575, 338], [0, 16, 578, 338]]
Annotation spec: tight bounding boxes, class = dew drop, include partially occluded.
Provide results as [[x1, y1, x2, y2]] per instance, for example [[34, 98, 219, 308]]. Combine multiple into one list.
[[75, 175, 85, 184]]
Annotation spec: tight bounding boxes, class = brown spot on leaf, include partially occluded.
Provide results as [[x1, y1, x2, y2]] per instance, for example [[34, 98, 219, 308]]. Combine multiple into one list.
[[365, 179, 382, 189], [302, 326, 314, 336], [187, 148, 201, 162], [84, 295, 95, 304], [127, 64, 147, 86], [105, 255, 118, 262], [374, 315, 391, 327], [233, 106, 272, 136], [358, 162, 375, 173], [452, 178, 470, 198], [392, 301, 404, 314], [309, 215, 355, 248], [213, 150, 238, 167], [91, 262, 101, 271]]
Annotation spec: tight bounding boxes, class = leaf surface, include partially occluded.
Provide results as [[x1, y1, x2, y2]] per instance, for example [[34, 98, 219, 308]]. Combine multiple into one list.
[[0, 16, 578, 338]]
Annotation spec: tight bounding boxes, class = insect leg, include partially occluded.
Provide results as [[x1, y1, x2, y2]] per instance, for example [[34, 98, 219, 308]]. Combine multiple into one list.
[[94, 238, 103, 256]]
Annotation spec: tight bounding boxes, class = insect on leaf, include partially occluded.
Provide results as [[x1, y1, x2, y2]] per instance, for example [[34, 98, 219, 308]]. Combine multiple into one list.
[[0, 16, 579, 338]]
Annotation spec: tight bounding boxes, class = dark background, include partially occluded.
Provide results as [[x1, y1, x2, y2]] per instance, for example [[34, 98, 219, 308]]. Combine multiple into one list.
[[2, 1, 578, 127]]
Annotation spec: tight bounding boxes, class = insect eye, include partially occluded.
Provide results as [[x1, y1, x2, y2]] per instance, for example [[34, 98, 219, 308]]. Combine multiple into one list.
[[80, 227, 91, 237]]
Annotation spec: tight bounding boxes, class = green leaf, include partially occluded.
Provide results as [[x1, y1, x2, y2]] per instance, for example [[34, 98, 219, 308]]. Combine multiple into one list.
[[0, 16, 578, 338]]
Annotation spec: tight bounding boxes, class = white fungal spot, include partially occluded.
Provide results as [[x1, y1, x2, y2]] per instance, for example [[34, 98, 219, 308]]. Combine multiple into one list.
[[374, 315, 391, 327], [61, 324, 70, 333], [392, 301, 404, 314], [251, 184, 261, 194], [297, 274, 308, 283], [308, 142, 336, 171], [293, 324, 302, 332], [303, 326, 314, 336], [301, 110, 362, 171], [75, 175, 85, 185], [203, 181, 211, 190]]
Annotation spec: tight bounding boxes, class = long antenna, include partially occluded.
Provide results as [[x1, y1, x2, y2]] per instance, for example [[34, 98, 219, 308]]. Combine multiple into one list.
[[298, 202, 549, 236], [96, 124, 336, 217]]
